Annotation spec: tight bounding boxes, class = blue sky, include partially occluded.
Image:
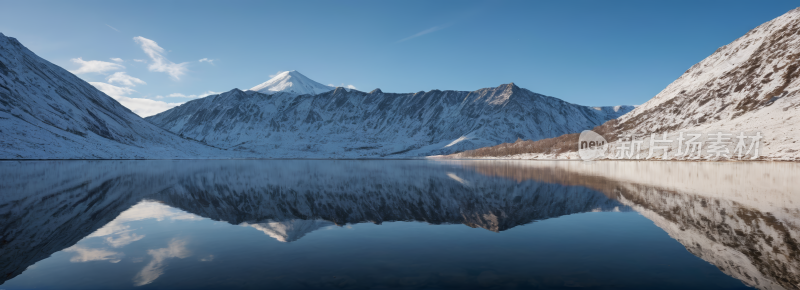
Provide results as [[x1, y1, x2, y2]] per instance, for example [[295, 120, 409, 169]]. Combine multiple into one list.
[[1, 0, 798, 116]]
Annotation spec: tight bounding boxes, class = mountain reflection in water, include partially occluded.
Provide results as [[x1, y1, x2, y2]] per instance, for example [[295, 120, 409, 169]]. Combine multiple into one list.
[[0, 160, 797, 290]]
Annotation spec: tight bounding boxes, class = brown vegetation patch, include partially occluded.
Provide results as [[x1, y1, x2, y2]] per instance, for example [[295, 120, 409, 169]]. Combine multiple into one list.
[[453, 120, 621, 158]]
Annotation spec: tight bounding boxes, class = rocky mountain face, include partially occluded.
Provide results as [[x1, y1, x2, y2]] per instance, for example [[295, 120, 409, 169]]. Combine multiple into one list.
[[0, 33, 227, 159], [146, 79, 633, 157]]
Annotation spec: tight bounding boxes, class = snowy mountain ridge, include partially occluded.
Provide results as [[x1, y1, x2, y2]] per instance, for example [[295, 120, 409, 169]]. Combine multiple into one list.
[[148, 82, 633, 157]]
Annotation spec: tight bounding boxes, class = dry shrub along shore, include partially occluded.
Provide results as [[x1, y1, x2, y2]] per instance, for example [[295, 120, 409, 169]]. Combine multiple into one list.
[[453, 120, 620, 158]]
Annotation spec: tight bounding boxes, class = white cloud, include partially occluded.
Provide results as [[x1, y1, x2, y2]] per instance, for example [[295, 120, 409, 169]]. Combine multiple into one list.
[[398, 25, 448, 43], [133, 36, 189, 80], [90, 82, 136, 99], [70, 57, 125, 74], [133, 59, 147, 63], [110, 57, 124, 63], [64, 245, 123, 263], [134, 238, 191, 286], [347, 84, 357, 90], [106, 232, 145, 248], [159, 90, 221, 99], [107, 72, 146, 87], [198, 58, 214, 64], [90, 82, 183, 117], [117, 97, 182, 117]]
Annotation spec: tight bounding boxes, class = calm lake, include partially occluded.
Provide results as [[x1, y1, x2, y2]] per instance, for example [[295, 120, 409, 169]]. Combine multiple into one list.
[[1, 160, 798, 290]]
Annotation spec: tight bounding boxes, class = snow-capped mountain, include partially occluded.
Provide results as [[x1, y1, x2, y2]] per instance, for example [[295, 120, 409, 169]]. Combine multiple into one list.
[[0, 33, 228, 159], [248, 70, 334, 96], [147, 81, 633, 157]]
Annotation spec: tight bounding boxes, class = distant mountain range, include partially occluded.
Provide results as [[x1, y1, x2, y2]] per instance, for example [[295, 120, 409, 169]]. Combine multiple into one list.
[[0, 32, 632, 159], [146, 71, 633, 157]]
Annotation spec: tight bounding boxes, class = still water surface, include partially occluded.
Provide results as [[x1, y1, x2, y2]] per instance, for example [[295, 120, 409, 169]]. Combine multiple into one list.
[[1, 160, 798, 289]]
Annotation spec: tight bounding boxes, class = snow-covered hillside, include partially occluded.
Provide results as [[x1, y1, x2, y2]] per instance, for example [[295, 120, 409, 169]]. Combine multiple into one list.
[[147, 81, 633, 157], [456, 7, 800, 161], [0, 33, 231, 159], [248, 70, 334, 96], [610, 7, 800, 160]]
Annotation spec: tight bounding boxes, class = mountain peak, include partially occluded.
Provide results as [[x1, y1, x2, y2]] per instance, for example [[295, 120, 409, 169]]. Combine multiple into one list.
[[495, 83, 520, 95], [248, 70, 334, 96]]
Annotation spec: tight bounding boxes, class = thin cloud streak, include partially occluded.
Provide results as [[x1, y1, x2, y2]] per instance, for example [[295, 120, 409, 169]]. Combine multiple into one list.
[[397, 25, 448, 43], [106, 24, 120, 32]]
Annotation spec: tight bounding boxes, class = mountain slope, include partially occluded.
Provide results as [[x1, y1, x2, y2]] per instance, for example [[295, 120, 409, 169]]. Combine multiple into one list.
[[449, 7, 800, 160], [147, 83, 633, 157], [612, 7, 800, 159], [248, 70, 334, 96], [0, 33, 231, 159]]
